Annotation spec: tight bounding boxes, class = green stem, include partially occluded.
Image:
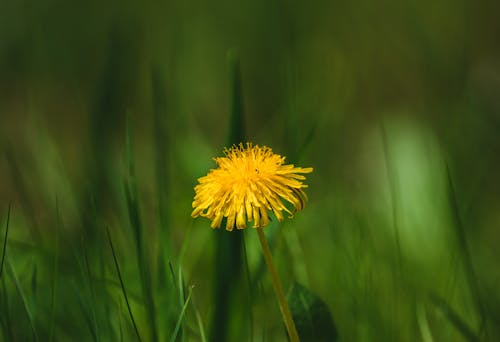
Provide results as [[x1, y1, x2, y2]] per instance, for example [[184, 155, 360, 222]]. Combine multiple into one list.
[[256, 228, 300, 342]]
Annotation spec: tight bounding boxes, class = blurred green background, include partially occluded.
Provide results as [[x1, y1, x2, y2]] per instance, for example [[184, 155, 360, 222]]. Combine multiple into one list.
[[1, 0, 500, 340]]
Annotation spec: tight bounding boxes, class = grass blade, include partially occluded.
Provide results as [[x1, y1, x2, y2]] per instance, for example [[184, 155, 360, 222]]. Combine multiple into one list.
[[211, 53, 246, 342], [124, 113, 158, 341], [0, 203, 11, 279], [7, 256, 39, 341], [152, 66, 171, 286], [0, 205, 13, 341], [446, 164, 486, 335], [81, 235, 100, 342], [191, 294, 207, 342], [170, 286, 194, 342], [1, 275, 13, 340], [106, 226, 142, 342]]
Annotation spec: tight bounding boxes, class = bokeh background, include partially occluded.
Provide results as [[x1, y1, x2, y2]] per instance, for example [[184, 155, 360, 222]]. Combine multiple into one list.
[[1, 0, 500, 341]]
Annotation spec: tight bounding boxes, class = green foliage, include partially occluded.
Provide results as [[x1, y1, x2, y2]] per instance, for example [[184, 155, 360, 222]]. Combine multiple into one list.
[[288, 282, 337, 342], [1, 0, 500, 340]]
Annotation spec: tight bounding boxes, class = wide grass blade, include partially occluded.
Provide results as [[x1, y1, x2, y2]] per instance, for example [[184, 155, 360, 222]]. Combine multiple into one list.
[[228, 53, 245, 145], [446, 164, 486, 336], [124, 114, 158, 341], [152, 66, 171, 277], [210, 55, 246, 342]]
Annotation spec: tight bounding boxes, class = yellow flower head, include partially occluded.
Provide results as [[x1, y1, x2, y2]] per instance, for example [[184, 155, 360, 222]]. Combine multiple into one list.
[[191, 143, 313, 231]]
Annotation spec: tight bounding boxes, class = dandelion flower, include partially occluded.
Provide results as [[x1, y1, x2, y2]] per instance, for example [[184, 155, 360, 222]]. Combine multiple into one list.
[[191, 143, 313, 231]]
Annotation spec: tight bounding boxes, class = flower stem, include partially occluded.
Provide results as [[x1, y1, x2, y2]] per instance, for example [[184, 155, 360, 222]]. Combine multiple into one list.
[[256, 228, 300, 342]]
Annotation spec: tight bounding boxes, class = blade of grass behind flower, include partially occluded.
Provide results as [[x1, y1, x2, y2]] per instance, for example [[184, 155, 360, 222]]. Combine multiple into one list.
[[211, 53, 246, 342], [227, 53, 245, 145], [125, 114, 158, 341], [106, 226, 142, 342], [283, 58, 322, 162], [284, 58, 299, 160], [281, 60, 317, 294], [83, 31, 134, 235]]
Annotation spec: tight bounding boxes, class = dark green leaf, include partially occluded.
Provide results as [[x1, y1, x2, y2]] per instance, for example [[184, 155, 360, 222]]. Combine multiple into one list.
[[288, 282, 338, 342]]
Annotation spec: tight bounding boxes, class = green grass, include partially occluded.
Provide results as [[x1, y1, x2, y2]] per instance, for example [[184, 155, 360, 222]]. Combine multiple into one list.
[[1, 1, 500, 340]]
